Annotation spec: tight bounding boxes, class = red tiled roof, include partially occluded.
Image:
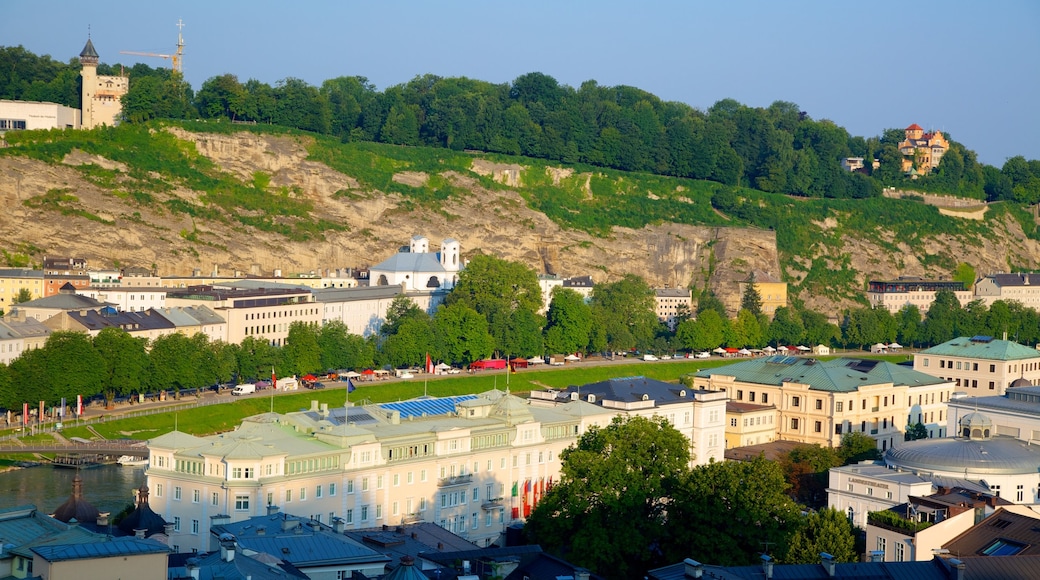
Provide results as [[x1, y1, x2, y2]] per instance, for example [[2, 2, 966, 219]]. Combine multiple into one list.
[[906, 123, 923, 131]]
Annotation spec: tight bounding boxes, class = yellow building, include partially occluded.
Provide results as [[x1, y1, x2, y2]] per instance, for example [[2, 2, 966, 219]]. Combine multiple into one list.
[[695, 356, 954, 452], [737, 271, 787, 317], [0, 269, 43, 311], [725, 401, 776, 449], [898, 123, 950, 174]]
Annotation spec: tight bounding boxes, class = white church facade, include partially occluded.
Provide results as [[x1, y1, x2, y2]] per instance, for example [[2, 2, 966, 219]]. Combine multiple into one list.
[[369, 236, 462, 292]]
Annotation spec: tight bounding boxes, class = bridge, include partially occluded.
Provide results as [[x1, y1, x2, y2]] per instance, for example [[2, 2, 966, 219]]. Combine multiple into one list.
[[0, 441, 148, 456]]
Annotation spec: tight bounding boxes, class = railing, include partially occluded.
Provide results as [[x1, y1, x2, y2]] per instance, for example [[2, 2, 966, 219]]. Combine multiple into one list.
[[437, 474, 473, 487], [481, 498, 504, 510], [402, 513, 424, 523]]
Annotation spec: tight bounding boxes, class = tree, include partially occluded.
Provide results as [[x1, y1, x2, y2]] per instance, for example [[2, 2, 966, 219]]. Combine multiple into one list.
[[838, 432, 881, 464], [12, 288, 32, 304], [741, 274, 763, 317], [433, 303, 494, 365], [782, 508, 856, 564], [148, 333, 201, 393], [92, 328, 149, 404], [543, 288, 593, 355], [779, 445, 840, 507], [695, 289, 728, 320], [668, 456, 802, 566], [922, 289, 963, 345], [730, 308, 764, 348], [896, 304, 922, 347], [446, 255, 542, 355], [525, 416, 690, 579], [589, 274, 658, 352], [768, 306, 804, 346], [233, 336, 283, 382], [905, 422, 929, 441], [801, 309, 839, 347], [283, 322, 321, 376], [380, 316, 436, 368], [381, 295, 428, 337]]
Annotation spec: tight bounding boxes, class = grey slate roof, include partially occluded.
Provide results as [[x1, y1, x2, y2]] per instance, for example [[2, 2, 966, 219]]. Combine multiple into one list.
[[30, 536, 169, 562], [987, 272, 1040, 287], [79, 38, 99, 59], [59, 307, 176, 333], [0, 504, 68, 549], [554, 376, 704, 406], [370, 252, 446, 274], [696, 357, 945, 392], [212, 514, 389, 568], [312, 285, 403, 303], [16, 292, 107, 310]]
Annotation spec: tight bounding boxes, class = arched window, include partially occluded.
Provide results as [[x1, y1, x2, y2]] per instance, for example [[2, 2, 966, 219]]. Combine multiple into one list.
[[377, 275, 388, 286]]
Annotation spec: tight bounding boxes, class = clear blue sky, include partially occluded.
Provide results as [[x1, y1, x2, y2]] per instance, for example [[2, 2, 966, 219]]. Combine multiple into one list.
[[4, 0, 1038, 166]]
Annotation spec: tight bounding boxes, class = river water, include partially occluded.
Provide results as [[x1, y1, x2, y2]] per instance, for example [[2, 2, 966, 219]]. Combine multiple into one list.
[[0, 464, 146, 517]]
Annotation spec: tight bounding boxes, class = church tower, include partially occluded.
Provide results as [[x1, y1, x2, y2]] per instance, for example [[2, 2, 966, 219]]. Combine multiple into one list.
[[79, 38, 99, 129]]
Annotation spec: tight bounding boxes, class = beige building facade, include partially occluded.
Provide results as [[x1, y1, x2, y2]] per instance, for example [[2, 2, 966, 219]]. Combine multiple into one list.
[[164, 285, 321, 346], [695, 357, 954, 451], [0, 100, 79, 132], [724, 402, 776, 449], [913, 336, 1040, 396], [79, 38, 127, 129]]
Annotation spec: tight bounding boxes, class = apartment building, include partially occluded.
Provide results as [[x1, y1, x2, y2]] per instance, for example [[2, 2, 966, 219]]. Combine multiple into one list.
[[164, 285, 320, 346], [974, 272, 1040, 309], [654, 288, 691, 330], [693, 356, 954, 451], [867, 277, 972, 314], [913, 336, 1040, 396]]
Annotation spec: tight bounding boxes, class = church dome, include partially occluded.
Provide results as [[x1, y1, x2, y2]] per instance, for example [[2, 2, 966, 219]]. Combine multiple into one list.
[[118, 483, 168, 537], [52, 473, 100, 524], [886, 436, 1040, 476], [1010, 377, 1032, 388], [958, 412, 992, 440]]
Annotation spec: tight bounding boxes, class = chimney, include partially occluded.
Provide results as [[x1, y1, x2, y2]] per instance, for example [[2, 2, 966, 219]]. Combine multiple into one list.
[[294, 523, 304, 534], [135, 528, 146, 539], [267, 504, 280, 515], [437, 542, 444, 550], [320, 403, 328, 419], [948, 558, 965, 580], [821, 553, 835, 577], [395, 526, 404, 534], [382, 524, 389, 531], [683, 558, 704, 578], [220, 537, 236, 562], [309, 520, 321, 532], [310, 400, 319, 412], [575, 569, 589, 580], [411, 532, 418, 539], [332, 517, 345, 533], [186, 558, 201, 580], [870, 550, 884, 563], [282, 517, 299, 532], [761, 554, 773, 579], [165, 523, 176, 536], [96, 513, 109, 527]]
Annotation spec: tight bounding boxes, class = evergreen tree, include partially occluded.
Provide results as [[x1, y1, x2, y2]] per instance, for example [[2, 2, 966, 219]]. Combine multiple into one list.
[[741, 273, 763, 317]]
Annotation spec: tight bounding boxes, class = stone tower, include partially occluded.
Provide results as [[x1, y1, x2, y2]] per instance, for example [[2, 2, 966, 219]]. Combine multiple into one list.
[[79, 37, 128, 129]]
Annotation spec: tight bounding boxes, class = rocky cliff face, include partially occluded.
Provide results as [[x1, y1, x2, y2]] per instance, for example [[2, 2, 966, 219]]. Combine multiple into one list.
[[1, 128, 1036, 316]]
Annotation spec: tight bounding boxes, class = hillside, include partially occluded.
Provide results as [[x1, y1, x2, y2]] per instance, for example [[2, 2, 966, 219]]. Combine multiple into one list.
[[1, 122, 1038, 314]]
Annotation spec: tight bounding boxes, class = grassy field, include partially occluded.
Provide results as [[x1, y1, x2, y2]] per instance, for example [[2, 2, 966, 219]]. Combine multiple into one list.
[[3, 354, 908, 447]]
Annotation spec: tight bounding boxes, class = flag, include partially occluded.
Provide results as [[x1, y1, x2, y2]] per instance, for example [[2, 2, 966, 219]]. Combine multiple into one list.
[[39, 401, 44, 423], [272, 366, 277, 390], [60, 397, 66, 419], [425, 352, 434, 374], [347, 379, 356, 393], [76, 394, 83, 416], [23, 403, 28, 426], [511, 482, 518, 497]]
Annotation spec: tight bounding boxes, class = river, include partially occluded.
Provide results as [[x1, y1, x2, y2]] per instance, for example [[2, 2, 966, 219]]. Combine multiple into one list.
[[0, 464, 146, 517]]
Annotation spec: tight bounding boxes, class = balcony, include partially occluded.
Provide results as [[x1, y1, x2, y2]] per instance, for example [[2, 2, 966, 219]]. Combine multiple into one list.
[[437, 474, 473, 488], [481, 498, 504, 511]]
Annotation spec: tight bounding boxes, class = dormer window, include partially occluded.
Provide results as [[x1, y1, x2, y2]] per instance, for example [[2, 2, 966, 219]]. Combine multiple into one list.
[[587, 394, 596, 404]]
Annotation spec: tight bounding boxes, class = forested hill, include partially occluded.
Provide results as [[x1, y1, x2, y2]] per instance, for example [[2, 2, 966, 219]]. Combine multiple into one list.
[[3, 45, 1039, 204]]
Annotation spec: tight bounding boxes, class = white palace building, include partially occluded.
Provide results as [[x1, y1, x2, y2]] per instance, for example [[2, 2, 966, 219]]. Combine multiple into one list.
[[145, 381, 726, 553]]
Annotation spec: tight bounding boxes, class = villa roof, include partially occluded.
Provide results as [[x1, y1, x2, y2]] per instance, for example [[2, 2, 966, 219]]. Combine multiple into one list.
[[79, 39, 99, 59], [906, 123, 923, 131]]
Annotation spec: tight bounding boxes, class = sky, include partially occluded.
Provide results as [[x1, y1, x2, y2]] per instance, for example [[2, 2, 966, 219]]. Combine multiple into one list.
[[3, 0, 1038, 166]]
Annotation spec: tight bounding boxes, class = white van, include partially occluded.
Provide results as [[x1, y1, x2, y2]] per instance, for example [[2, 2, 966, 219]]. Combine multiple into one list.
[[231, 384, 256, 396]]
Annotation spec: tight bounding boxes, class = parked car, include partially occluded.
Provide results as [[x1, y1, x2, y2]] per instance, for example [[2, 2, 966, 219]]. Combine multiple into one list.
[[399, 372, 414, 379], [310, 382, 325, 390], [660, 354, 672, 360], [695, 351, 711, 359], [643, 354, 659, 361]]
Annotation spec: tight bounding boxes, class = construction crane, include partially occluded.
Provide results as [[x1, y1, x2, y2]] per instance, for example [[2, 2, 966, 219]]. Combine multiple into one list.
[[120, 19, 184, 74]]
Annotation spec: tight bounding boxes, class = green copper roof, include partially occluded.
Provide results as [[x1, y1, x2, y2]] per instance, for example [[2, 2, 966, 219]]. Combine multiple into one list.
[[920, 337, 1040, 361], [696, 356, 945, 392]]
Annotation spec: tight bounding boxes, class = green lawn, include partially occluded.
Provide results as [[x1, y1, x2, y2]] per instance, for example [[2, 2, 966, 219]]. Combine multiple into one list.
[[1, 354, 900, 447]]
